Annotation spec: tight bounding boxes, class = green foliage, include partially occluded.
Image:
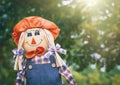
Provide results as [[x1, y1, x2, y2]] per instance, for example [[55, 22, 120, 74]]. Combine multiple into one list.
[[0, 0, 120, 84], [63, 67, 120, 85]]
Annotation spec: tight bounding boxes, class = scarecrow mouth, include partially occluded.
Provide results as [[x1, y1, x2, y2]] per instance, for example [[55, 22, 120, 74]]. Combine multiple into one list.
[[27, 39, 43, 47]]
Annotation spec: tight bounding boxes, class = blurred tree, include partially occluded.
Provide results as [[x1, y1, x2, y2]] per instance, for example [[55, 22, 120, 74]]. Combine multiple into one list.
[[64, 0, 120, 72], [0, 0, 120, 84]]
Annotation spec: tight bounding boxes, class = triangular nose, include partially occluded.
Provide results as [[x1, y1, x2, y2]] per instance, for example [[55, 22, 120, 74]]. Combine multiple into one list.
[[31, 38, 36, 44]]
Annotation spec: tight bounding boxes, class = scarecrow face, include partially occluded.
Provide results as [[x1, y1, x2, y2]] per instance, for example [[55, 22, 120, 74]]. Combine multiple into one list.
[[23, 28, 49, 52]]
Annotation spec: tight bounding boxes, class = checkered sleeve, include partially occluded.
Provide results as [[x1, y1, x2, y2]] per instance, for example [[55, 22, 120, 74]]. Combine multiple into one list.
[[15, 60, 26, 85], [15, 70, 25, 85], [59, 65, 76, 85]]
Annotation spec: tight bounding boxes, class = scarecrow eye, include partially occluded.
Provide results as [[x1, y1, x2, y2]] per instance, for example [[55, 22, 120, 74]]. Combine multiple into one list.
[[35, 30, 40, 36], [27, 32, 32, 37]]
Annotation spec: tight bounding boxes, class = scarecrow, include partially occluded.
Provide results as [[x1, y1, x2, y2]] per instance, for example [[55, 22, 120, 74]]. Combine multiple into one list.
[[12, 16, 76, 85]]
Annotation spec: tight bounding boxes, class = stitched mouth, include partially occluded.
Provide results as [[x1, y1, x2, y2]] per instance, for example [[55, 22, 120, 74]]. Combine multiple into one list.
[[27, 39, 43, 47]]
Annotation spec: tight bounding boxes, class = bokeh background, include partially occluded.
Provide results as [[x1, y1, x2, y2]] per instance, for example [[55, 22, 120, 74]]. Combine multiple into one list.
[[0, 0, 120, 85]]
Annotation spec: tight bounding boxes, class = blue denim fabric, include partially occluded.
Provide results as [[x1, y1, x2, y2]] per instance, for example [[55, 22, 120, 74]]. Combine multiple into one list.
[[26, 55, 63, 85]]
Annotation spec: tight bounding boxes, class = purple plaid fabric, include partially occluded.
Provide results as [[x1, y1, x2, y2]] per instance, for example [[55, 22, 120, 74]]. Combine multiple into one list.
[[31, 51, 52, 64], [59, 66, 76, 85], [15, 60, 26, 85], [48, 43, 67, 55]]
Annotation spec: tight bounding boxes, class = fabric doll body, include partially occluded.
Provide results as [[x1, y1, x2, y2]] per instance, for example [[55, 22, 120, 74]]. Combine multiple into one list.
[[12, 16, 76, 85], [16, 47, 76, 85]]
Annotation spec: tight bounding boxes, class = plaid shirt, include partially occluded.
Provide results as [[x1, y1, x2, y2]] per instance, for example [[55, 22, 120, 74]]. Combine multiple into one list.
[[16, 52, 76, 85]]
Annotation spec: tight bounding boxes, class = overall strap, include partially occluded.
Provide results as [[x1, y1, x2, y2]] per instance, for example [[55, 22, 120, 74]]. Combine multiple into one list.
[[49, 55, 57, 65], [50, 55, 56, 63]]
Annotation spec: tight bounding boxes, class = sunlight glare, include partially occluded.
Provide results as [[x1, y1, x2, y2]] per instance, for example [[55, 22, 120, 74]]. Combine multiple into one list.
[[62, 0, 73, 6], [84, 0, 98, 7]]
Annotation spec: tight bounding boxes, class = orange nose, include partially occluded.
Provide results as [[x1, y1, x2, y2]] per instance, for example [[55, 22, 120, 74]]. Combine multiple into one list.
[[31, 38, 36, 44]]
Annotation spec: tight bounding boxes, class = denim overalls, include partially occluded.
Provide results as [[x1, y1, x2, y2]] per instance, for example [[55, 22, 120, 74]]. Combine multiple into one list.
[[26, 55, 63, 85]]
